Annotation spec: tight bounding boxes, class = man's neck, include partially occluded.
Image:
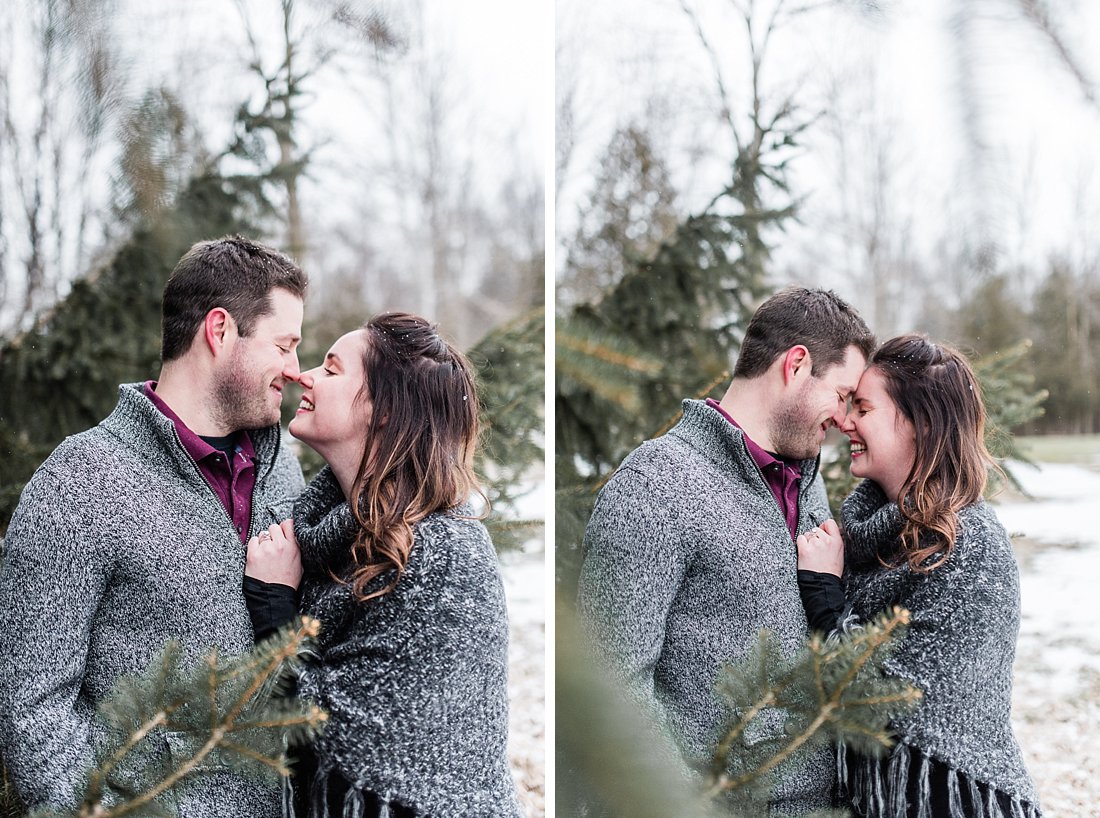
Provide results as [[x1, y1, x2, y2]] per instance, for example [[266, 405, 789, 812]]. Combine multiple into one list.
[[154, 368, 229, 437], [717, 379, 776, 452]]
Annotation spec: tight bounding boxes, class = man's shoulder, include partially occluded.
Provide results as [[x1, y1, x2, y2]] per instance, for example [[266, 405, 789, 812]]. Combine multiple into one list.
[[262, 432, 305, 493], [618, 429, 709, 478], [33, 424, 124, 479]]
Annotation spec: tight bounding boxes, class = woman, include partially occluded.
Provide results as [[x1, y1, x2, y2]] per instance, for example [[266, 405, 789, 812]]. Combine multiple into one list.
[[245, 312, 523, 818], [796, 334, 1040, 818]]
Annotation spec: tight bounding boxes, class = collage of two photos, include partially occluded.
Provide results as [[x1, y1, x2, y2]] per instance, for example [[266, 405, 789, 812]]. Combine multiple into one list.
[[1, 1, 1099, 817]]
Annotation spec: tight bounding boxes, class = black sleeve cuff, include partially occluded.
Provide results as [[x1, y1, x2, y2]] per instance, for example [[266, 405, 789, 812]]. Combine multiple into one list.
[[243, 575, 299, 643], [797, 570, 848, 635]]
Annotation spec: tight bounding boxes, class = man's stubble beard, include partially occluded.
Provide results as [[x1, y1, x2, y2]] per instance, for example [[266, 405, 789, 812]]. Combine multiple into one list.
[[211, 342, 281, 432], [768, 380, 823, 461]]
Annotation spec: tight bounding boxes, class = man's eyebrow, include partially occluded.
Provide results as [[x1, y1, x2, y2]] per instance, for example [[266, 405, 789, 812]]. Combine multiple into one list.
[[276, 333, 302, 343]]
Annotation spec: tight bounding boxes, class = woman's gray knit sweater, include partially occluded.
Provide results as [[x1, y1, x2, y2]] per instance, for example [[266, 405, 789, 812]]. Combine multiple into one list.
[[291, 467, 523, 818], [839, 480, 1040, 818]]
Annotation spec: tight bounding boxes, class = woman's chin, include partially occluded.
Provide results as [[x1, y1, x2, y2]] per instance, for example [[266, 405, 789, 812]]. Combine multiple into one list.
[[288, 418, 314, 445]]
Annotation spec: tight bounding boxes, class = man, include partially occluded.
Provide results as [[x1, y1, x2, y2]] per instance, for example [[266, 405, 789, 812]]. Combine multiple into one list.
[[0, 236, 308, 817], [577, 286, 874, 815]]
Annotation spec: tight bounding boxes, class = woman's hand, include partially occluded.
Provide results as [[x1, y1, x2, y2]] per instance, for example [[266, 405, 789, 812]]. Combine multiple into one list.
[[796, 518, 845, 577], [245, 519, 303, 589]]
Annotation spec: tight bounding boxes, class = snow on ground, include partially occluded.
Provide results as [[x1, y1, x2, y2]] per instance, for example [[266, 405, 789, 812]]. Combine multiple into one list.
[[499, 468, 546, 817], [503, 550, 546, 818], [993, 462, 1100, 817]]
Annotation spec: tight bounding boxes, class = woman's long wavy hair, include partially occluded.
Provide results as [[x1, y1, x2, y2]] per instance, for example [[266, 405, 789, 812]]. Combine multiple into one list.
[[872, 334, 1000, 573], [344, 312, 484, 601]]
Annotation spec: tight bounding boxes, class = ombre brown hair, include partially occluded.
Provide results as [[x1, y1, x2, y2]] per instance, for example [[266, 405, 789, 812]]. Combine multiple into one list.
[[344, 312, 484, 601], [871, 334, 1000, 572]]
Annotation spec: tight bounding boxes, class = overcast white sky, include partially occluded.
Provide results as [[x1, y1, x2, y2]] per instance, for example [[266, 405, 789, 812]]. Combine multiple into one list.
[[556, 0, 1100, 292]]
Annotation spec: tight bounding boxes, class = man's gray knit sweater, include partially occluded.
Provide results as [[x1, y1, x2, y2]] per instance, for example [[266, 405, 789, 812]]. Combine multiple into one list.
[[577, 399, 836, 815], [0, 382, 305, 817]]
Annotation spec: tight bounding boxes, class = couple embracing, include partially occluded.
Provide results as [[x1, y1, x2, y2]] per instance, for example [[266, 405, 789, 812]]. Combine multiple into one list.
[[579, 287, 1041, 818], [0, 237, 524, 818]]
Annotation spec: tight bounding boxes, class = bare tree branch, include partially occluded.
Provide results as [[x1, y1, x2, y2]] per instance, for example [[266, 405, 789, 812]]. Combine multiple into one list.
[[1016, 0, 1099, 109], [678, 0, 743, 155]]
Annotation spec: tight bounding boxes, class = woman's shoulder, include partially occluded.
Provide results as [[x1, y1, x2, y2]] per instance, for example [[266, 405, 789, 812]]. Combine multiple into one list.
[[415, 505, 493, 549], [409, 506, 500, 581], [948, 500, 1019, 574]]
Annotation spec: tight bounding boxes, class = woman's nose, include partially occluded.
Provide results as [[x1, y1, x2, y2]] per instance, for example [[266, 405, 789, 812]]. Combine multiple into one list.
[[839, 409, 856, 433]]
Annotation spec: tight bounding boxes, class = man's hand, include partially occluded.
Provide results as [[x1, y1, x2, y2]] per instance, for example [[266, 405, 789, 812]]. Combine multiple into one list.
[[796, 518, 844, 577], [245, 519, 302, 589]]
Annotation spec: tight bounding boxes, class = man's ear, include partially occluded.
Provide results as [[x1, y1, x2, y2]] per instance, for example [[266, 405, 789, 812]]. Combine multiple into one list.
[[781, 345, 811, 385], [203, 308, 235, 358]]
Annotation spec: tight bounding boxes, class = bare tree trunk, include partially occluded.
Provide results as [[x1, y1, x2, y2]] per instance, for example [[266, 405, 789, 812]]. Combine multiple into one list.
[[281, 0, 304, 260]]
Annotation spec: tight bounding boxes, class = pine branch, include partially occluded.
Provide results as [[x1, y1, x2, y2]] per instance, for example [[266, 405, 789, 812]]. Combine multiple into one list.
[[708, 607, 922, 801], [73, 618, 326, 818], [217, 742, 289, 777]]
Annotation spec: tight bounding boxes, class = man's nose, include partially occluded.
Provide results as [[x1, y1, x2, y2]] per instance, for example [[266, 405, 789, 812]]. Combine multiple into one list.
[[829, 402, 847, 428], [282, 351, 301, 381]]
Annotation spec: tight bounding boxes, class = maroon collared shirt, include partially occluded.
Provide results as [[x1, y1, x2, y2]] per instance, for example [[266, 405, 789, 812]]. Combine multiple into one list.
[[706, 398, 802, 540], [145, 381, 257, 543]]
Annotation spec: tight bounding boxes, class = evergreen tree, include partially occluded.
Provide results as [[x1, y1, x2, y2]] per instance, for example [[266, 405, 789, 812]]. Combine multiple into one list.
[[1028, 261, 1100, 433], [469, 307, 546, 551], [0, 165, 273, 530], [555, 115, 803, 589], [560, 123, 680, 309], [950, 273, 1030, 359]]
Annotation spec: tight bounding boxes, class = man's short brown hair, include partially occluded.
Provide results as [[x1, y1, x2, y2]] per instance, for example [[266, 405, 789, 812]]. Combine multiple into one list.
[[732, 286, 875, 379], [161, 236, 308, 362]]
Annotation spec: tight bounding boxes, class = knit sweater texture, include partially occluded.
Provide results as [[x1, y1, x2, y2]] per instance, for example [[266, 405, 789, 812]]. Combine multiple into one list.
[[577, 399, 837, 815], [839, 479, 1040, 818], [0, 382, 305, 817], [291, 467, 523, 818]]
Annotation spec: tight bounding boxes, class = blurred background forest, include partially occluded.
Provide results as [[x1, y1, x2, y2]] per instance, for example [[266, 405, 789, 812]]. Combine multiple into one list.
[[0, 0, 546, 541]]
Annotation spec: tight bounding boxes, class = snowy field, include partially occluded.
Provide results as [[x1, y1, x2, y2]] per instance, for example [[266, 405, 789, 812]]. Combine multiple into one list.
[[994, 461, 1100, 817], [499, 471, 547, 818], [502, 550, 546, 818]]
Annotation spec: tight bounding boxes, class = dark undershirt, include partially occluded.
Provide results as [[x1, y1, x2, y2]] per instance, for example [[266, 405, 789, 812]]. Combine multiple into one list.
[[198, 433, 237, 453], [796, 570, 847, 634], [242, 576, 298, 643]]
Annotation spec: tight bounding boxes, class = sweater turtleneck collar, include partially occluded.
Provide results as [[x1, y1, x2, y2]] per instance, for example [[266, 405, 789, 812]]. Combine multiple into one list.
[[293, 465, 359, 577], [841, 479, 905, 570]]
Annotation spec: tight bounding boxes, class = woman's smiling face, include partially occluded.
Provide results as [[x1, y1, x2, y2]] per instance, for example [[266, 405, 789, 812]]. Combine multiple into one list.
[[288, 329, 371, 460], [841, 365, 917, 501]]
